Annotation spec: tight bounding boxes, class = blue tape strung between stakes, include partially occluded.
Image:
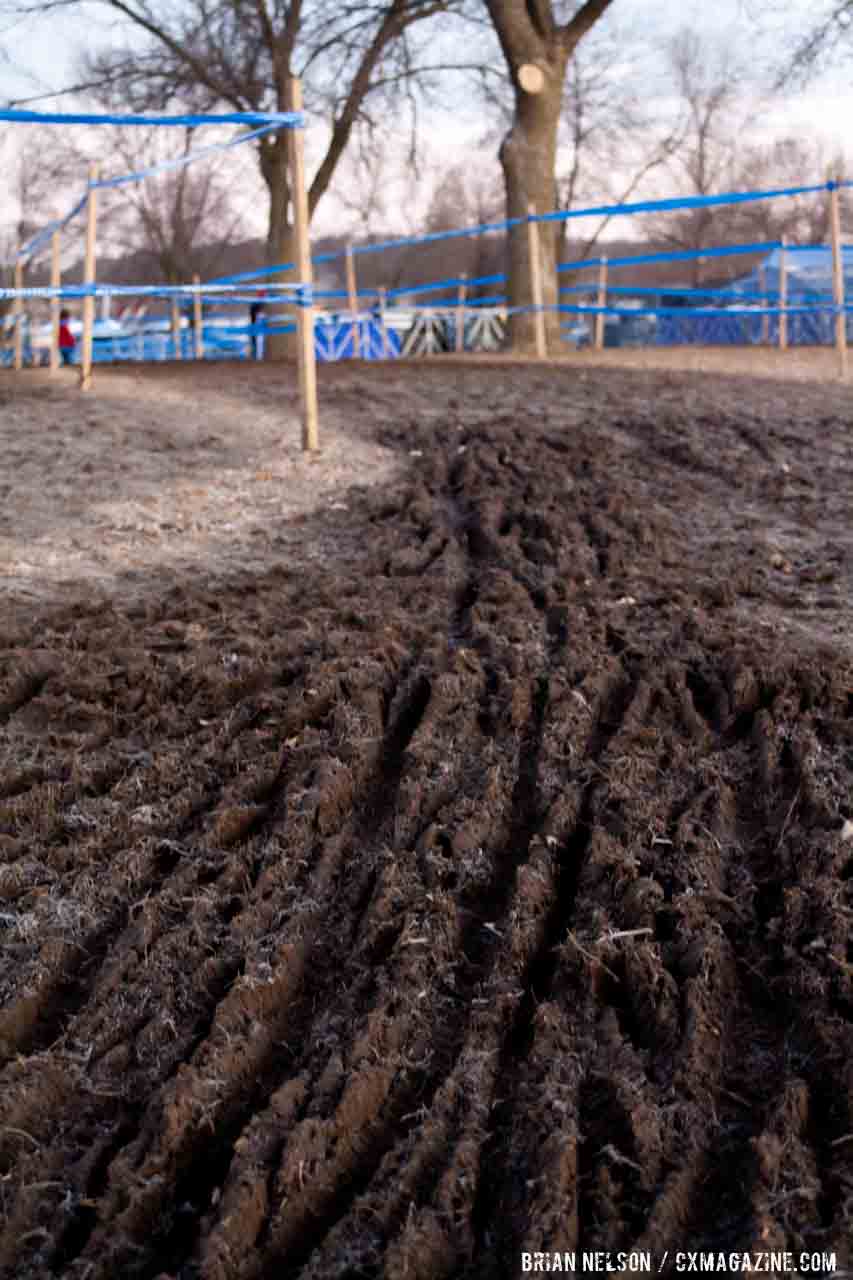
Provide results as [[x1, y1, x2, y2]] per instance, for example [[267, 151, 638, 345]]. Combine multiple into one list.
[[15, 116, 287, 262], [348, 220, 524, 258], [384, 271, 507, 301], [466, 295, 508, 308], [93, 123, 281, 191], [212, 261, 295, 285], [0, 282, 313, 302], [536, 183, 828, 226], [17, 194, 89, 261], [557, 302, 850, 318], [559, 282, 781, 303], [0, 107, 304, 128], [558, 242, 782, 274], [213, 181, 840, 289]]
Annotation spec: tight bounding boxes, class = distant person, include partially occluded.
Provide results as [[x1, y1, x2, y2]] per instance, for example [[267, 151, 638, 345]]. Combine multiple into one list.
[[249, 297, 266, 360], [58, 310, 76, 366]]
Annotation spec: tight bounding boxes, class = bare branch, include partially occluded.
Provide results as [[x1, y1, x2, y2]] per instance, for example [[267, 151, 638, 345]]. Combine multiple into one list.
[[561, 0, 616, 49]]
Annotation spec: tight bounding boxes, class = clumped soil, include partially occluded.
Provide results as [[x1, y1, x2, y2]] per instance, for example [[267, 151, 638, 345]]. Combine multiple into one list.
[[1, 358, 853, 1279]]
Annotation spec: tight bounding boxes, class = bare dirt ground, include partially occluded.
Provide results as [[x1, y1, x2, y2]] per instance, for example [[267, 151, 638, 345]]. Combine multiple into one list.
[[1, 354, 853, 1279], [0, 365, 399, 612]]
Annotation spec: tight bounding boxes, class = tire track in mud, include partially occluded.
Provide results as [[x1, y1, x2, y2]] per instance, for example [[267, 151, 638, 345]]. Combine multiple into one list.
[[2, 367, 853, 1278], [1, 614, 420, 1274], [24, 654, 436, 1279], [89, 442, 555, 1280]]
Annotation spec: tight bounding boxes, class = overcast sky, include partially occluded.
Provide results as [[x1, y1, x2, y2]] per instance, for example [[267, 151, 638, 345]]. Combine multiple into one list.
[[1, 0, 851, 243]]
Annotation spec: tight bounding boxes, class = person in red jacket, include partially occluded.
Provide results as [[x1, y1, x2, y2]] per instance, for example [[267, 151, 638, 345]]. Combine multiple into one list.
[[58, 310, 76, 365]]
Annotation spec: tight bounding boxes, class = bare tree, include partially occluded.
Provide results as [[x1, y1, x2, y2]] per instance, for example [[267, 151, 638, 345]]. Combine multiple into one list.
[[779, 1, 853, 83], [1, 0, 471, 355], [482, 0, 616, 350], [721, 137, 849, 248], [643, 31, 848, 285], [333, 125, 390, 241], [104, 127, 250, 282], [4, 128, 72, 251], [642, 30, 749, 285], [0, 128, 78, 328], [423, 165, 473, 232], [553, 29, 686, 269]]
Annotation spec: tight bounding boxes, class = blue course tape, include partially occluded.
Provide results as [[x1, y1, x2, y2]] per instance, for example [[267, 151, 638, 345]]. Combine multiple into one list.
[[93, 123, 280, 191], [215, 179, 838, 287], [386, 278, 460, 300], [213, 181, 838, 290], [349, 222, 522, 258], [0, 283, 312, 302], [537, 183, 828, 226], [557, 302, 849, 318], [16, 120, 282, 262], [558, 241, 781, 274], [0, 108, 303, 128], [559, 282, 781, 303], [17, 194, 89, 261], [385, 272, 507, 301], [212, 261, 295, 285]]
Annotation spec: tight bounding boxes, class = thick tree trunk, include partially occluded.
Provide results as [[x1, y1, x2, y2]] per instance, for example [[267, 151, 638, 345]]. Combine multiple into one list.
[[485, 0, 614, 353], [260, 134, 299, 361], [500, 76, 566, 352]]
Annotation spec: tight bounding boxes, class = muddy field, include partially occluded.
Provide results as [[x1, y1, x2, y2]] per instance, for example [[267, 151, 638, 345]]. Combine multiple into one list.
[[1, 357, 853, 1279]]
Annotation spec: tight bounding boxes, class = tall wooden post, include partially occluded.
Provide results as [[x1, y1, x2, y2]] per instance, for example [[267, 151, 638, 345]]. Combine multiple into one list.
[[527, 204, 546, 359], [778, 238, 788, 352], [378, 287, 390, 359], [759, 265, 769, 344], [193, 274, 203, 359], [79, 162, 98, 391], [595, 256, 608, 351], [830, 176, 848, 379], [287, 77, 319, 451], [49, 231, 61, 373], [455, 273, 468, 354], [13, 259, 23, 371], [345, 245, 360, 359], [170, 296, 182, 360]]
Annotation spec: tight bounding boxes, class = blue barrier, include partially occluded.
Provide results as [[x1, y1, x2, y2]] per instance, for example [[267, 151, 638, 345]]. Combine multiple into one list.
[[2, 317, 404, 367]]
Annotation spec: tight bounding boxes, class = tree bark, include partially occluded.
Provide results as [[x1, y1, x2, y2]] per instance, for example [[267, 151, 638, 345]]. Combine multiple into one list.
[[486, 0, 615, 353], [260, 133, 298, 361], [500, 70, 567, 351]]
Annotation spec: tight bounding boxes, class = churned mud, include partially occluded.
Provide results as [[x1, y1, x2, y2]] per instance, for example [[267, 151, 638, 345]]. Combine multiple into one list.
[[1, 358, 852, 1278]]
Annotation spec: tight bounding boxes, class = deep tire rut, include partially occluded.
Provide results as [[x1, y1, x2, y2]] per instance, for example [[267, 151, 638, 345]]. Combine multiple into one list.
[[2, 366, 853, 1278]]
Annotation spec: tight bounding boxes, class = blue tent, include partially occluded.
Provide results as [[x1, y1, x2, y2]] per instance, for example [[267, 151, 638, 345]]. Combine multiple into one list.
[[720, 244, 853, 345]]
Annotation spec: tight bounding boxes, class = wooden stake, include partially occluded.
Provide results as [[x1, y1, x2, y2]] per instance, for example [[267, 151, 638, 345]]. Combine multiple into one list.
[[345, 245, 360, 359], [759, 265, 769, 345], [171, 296, 182, 360], [455, 273, 468, 354], [527, 203, 546, 359], [830, 176, 848, 378], [778, 237, 788, 352], [13, 259, 23, 372], [378, 287, 390, 358], [287, 77, 319, 451], [595, 256, 608, 351], [79, 162, 98, 392], [50, 231, 61, 373], [193, 273, 204, 359]]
